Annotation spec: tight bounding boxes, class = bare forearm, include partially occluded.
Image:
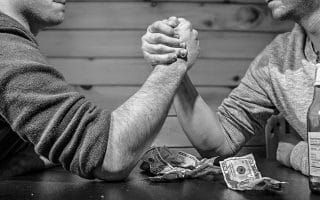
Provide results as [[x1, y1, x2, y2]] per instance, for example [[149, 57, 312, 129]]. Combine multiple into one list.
[[174, 75, 234, 158], [96, 60, 187, 180]]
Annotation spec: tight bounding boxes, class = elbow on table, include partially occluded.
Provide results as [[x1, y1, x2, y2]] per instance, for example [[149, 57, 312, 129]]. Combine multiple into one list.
[[93, 153, 137, 181], [93, 111, 141, 181], [93, 163, 133, 181], [196, 141, 237, 159]]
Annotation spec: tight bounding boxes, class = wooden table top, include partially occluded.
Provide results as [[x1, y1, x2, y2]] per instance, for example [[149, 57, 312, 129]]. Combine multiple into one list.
[[0, 156, 319, 200]]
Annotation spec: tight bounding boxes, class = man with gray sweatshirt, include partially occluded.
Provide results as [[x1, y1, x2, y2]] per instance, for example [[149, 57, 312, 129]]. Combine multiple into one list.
[[141, 0, 320, 176], [0, 0, 199, 180]]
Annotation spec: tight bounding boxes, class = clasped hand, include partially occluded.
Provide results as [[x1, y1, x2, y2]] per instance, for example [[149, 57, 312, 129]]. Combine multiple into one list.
[[141, 16, 200, 70]]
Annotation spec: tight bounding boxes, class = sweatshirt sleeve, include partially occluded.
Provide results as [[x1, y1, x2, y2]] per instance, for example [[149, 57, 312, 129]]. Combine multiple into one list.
[[290, 141, 309, 176], [217, 42, 278, 153], [0, 32, 111, 179]]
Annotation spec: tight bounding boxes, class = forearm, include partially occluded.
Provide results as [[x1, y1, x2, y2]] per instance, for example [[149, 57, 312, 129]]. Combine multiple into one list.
[[173, 75, 234, 158], [96, 60, 188, 180]]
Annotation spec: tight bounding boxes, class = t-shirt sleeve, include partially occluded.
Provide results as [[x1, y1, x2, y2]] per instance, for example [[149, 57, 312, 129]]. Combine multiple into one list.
[[217, 44, 278, 153], [0, 32, 111, 179]]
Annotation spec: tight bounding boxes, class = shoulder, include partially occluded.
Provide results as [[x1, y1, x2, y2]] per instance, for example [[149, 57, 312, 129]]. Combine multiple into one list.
[[0, 12, 45, 65], [249, 24, 305, 72], [263, 24, 305, 65], [0, 29, 65, 83], [0, 31, 45, 64]]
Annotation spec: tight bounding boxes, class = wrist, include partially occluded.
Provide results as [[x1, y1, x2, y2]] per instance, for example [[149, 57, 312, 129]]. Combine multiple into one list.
[[171, 58, 188, 71], [289, 141, 308, 172], [276, 141, 295, 167], [154, 59, 187, 73]]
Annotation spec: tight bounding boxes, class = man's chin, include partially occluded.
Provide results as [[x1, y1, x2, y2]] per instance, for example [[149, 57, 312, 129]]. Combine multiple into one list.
[[46, 16, 65, 26]]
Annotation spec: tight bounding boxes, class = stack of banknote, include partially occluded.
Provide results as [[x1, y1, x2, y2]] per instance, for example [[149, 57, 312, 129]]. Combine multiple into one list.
[[140, 146, 221, 181], [220, 154, 287, 191], [140, 147, 286, 191]]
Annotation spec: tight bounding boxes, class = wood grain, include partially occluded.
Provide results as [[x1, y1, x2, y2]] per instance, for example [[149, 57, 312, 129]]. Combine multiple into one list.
[[52, 2, 293, 32], [38, 30, 276, 59]]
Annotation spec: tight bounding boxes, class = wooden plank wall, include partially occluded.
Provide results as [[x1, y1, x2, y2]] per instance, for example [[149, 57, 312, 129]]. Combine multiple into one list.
[[37, 0, 294, 156]]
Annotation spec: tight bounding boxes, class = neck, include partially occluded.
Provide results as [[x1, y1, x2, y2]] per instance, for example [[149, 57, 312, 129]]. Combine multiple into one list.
[[0, 2, 39, 36], [299, 9, 320, 52]]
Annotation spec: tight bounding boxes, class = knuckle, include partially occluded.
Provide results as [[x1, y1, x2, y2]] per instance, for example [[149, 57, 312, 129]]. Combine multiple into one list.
[[187, 22, 192, 29], [166, 54, 173, 60], [141, 39, 145, 45], [193, 29, 199, 38], [141, 45, 147, 52], [147, 25, 153, 33], [156, 44, 165, 52], [141, 34, 146, 41], [141, 41, 149, 51], [162, 19, 168, 23], [153, 33, 161, 42], [162, 19, 169, 26], [143, 52, 150, 59], [154, 45, 161, 52], [153, 21, 161, 29], [178, 17, 186, 22], [150, 34, 157, 41], [142, 33, 150, 42], [150, 59, 158, 66], [168, 16, 178, 23]]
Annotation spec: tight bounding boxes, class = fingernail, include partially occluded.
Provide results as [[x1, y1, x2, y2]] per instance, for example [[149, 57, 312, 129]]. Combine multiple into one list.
[[180, 49, 187, 57], [174, 34, 180, 39], [180, 42, 186, 48], [172, 57, 177, 62]]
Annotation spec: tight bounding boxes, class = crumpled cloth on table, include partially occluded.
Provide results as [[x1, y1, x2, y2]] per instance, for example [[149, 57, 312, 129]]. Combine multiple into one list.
[[139, 146, 221, 181]]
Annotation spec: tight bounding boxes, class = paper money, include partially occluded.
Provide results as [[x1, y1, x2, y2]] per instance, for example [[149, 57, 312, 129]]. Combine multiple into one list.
[[220, 154, 287, 191], [140, 146, 221, 181]]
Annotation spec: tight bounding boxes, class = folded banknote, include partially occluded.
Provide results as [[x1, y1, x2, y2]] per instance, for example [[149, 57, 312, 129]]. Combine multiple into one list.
[[220, 154, 287, 191]]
